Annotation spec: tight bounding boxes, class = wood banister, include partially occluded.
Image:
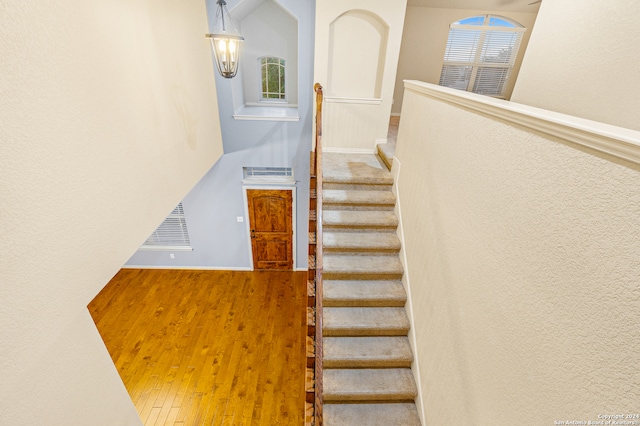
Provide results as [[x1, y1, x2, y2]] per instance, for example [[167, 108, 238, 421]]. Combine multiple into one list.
[[314, 83, 323, 426], [306, 83, 324, 426]]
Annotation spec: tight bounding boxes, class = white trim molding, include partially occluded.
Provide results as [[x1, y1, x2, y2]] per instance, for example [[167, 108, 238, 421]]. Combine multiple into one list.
[[123, 265, 252, 271], [324, 96, 383, 105], [138, 246, 193, 252], [233, 105, 300, 122], [391, 157, 427, 425], [404, 80, 640, 166], [322, 147, 376, 154]]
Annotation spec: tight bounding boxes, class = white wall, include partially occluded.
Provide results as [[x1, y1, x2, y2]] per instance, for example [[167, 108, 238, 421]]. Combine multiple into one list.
[[315, 0, 407, 152], [0, 0, 223, 424], [395, 83, 640, 424], [511, 0, 640, 131], [327, 10, 388, 99], [393, 7, 538, 114]]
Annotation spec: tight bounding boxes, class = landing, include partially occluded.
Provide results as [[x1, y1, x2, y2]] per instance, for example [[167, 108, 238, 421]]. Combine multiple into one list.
[[323, 152, 393, 185]]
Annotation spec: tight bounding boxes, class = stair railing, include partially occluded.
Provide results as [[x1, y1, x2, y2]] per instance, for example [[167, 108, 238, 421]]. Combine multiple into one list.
[[306, 83, 324, 426]]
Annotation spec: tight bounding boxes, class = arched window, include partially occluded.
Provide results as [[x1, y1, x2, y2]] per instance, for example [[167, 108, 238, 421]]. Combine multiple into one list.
[[260, 56, 286, 100], [439, 15, 525, 98]]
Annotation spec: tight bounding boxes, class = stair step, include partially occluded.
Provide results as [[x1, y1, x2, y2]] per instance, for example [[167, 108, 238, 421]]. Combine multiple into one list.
[[324, 403, 421, 426], [323, 232, 401, 254], [323, 182, 393, 191], [323, 307, 410, 336], [323, 152, 394, 186], [323, 280, 406, 307], [323, 255, 403, 280], [323, 210, 398, 230], [323, 336, 413, 368], [377, 143, 395, 171], [323, 368, 417, 401], [323, 189, 395, 210]]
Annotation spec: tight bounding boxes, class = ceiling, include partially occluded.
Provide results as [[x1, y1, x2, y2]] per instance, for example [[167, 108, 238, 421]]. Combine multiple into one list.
[[407, 0, 540, 13]]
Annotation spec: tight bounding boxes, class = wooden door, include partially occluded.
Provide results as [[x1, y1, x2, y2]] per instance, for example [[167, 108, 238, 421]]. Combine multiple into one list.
[[247, 189, 293, 270]]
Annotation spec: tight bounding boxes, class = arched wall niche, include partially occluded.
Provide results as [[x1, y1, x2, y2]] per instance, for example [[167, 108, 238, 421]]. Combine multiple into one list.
[[327, 10, 389, 99], [231, 0, 298, 110]]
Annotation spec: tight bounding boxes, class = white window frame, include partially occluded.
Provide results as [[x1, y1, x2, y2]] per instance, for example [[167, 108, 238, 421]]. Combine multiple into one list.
[[439, 15, 526, 98], [140, 203, 193, 251], [259, 56, 286, 102]]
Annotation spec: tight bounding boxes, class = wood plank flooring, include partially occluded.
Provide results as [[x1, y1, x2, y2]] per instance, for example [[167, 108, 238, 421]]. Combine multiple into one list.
[[88, 269, 307, 426]]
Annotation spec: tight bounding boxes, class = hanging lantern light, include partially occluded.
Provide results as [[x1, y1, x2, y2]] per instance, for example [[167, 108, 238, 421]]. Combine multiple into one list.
[[206, 0, 244, 79]]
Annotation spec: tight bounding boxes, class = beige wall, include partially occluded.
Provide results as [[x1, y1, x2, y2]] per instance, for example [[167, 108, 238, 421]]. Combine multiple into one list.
[[392, 7, 538, 114], [0, 0, 223, 424], [512, 0, 640, 131], [314, 0, 407, 151], [395, 84, 640, 424]]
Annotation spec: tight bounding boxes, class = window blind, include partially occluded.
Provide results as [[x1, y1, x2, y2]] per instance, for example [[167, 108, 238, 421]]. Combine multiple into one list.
[[140, 203, 192, 250], [439, 15, 525, 98]]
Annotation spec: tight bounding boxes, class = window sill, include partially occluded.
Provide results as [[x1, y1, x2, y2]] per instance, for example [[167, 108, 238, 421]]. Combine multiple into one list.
[[138, 246, 193, 252], [233, 105, 300, 122]]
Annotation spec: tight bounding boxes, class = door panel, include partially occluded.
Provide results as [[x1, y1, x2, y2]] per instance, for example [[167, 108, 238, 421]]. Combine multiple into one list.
[[247, 189, 293, 270]]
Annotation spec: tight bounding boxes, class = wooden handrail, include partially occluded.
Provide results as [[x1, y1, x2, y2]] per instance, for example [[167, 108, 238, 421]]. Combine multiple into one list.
[[314, 83, 324, 152], [313, 83, 324, 426]]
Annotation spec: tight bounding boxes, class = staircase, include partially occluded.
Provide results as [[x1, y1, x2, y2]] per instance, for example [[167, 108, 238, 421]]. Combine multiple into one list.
[[321, 152, 421, 425]]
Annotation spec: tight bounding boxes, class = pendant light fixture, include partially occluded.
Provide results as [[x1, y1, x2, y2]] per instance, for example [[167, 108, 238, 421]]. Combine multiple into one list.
[[206, 0, 244, 79]]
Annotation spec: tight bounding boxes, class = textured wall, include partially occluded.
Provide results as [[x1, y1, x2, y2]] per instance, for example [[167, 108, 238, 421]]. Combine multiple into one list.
[[396, 86, 640, 424], [314, 0, 407, 151], [392, 7, 538, 114], [0, 0, 222, 423], [127, 0, 315, 270], [511, 0, 640, 131]]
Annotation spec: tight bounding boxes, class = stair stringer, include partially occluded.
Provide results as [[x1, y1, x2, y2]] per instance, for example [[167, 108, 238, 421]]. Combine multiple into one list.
[[390, 156, 426, 425]]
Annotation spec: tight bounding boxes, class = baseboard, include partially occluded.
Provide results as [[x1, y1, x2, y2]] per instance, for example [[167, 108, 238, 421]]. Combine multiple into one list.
[[322, 146, 376, 154], [122, 265, 310, 272], [122, 265, 252, 271], [391, 112, 401, 117], [391, 158, 426, 425]]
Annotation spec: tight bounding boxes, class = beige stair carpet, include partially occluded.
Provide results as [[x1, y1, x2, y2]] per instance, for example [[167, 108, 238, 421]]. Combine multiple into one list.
[[321, 152, 420, 426]]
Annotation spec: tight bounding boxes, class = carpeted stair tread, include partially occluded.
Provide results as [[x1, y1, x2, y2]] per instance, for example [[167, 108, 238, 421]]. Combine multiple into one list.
[[323, 152, 394, 185], [323, 232, 401, 253], [320, 152, 420, 422], [323, 254, 403, 280], [323, 189, 395, 209], [323, 307, 410, 336], [323, 403, 421, 426], [323, 280, 406, 306], [323, 368, 417, 401], [323, 336, 413, 368], [323, 210, 398, 229]]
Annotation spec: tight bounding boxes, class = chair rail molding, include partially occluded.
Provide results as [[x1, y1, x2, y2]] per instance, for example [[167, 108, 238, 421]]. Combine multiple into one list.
[[404, 80, 640, 167]]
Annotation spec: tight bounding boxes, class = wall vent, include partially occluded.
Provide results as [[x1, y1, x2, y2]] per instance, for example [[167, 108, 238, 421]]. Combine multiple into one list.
[[243, 167, 294, 183]]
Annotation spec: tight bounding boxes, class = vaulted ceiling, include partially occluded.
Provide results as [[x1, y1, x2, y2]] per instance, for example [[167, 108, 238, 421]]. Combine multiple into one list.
[[407, 0, 540, 13]]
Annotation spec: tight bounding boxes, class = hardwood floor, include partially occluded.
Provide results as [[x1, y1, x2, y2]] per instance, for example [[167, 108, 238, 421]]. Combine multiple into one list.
[[89, 269, 307, 425]]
